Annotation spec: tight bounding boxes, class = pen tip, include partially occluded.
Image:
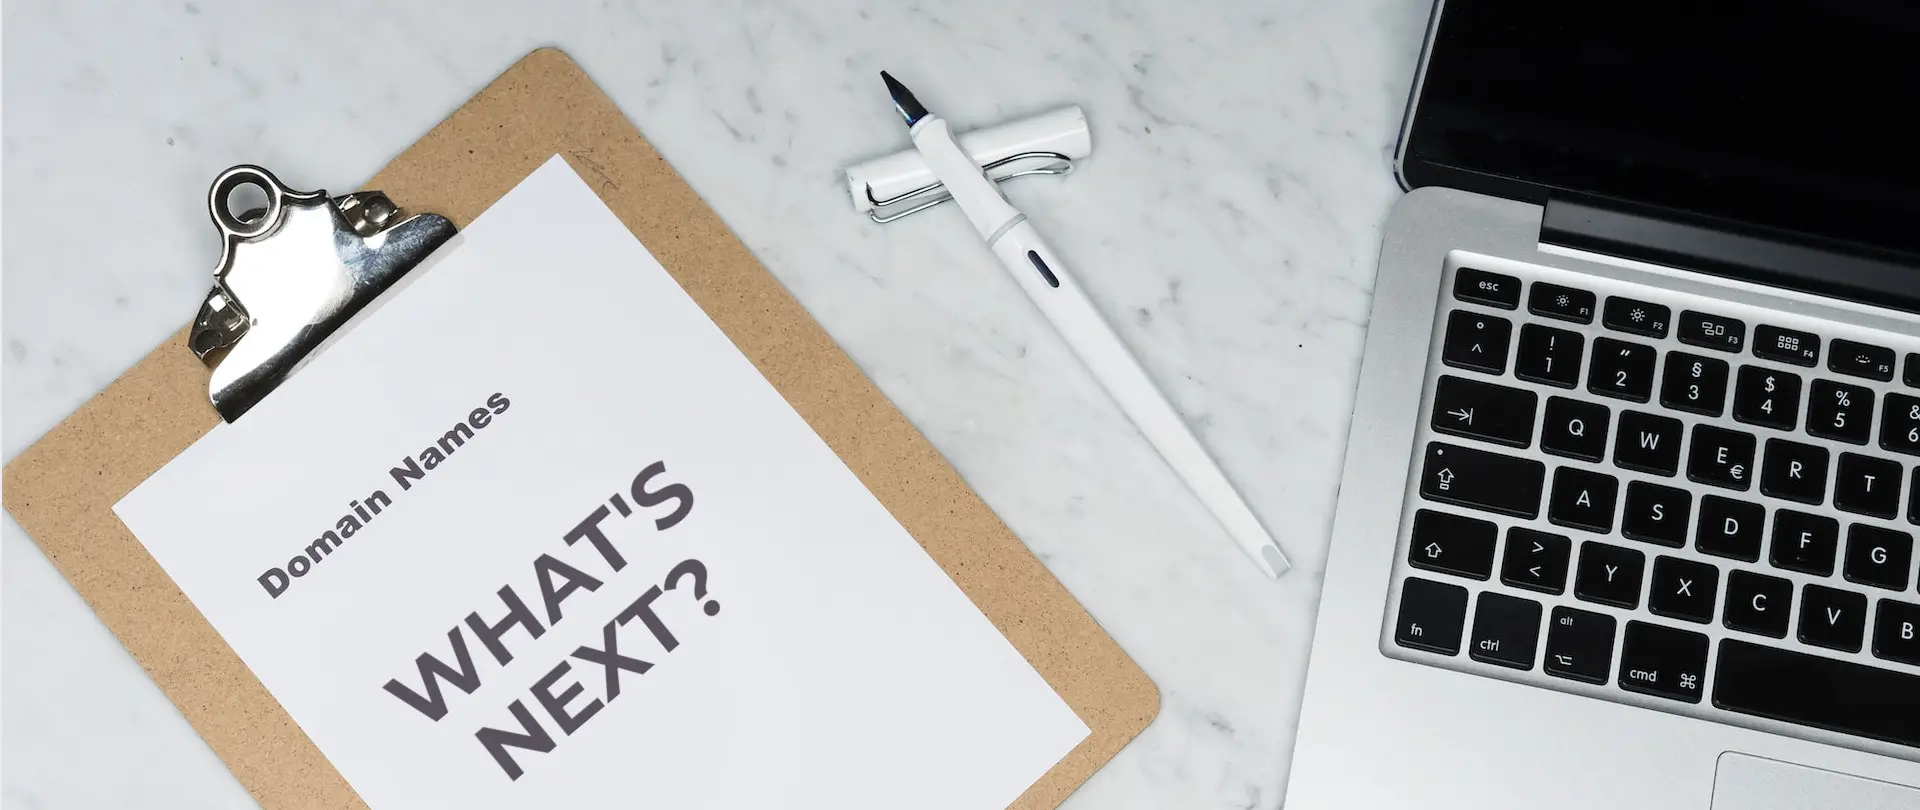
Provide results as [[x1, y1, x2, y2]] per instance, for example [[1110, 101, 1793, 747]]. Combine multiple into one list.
[[879, 70, 929, 128]]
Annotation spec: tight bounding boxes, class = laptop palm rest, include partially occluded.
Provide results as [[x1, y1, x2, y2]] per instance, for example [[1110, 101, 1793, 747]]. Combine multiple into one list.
[[1712, 752, 1919, 809]]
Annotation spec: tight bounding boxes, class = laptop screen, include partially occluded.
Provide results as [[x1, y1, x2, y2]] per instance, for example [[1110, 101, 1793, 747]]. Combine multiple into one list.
[[1401, 0, 1920, 258]]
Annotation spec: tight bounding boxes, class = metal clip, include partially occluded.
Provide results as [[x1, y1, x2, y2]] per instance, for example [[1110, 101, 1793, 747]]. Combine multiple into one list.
[[189, 166, 457, 421], [863, 151, 1073, 224]]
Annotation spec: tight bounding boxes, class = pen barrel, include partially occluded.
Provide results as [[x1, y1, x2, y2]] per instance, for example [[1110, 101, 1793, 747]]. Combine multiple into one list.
[[989, 223, 1289, 579]]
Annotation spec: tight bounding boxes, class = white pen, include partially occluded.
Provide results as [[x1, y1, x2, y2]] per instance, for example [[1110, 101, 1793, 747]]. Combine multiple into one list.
[[880, 72, 1291, 580]]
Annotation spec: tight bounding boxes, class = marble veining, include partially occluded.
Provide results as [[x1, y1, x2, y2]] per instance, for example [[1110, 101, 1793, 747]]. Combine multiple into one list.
[[1, 1, 1430, 807]]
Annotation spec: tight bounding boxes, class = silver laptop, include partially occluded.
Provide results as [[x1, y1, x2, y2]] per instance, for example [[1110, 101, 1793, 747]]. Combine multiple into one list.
[[1285, 2, 1920, 807]]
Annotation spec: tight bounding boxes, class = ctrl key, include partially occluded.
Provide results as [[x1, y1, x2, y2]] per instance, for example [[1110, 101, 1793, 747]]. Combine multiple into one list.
[[1618, 621, 1709, 703], [1395, 577, 1468, 656]]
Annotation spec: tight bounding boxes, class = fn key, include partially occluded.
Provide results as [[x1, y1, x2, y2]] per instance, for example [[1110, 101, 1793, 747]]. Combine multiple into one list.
[[1396, 577, 1468, 655]]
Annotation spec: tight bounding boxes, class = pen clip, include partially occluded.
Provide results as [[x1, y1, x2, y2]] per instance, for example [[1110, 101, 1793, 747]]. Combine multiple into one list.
[[864, 151, 1073, 224], [189, 165, 458, 422]]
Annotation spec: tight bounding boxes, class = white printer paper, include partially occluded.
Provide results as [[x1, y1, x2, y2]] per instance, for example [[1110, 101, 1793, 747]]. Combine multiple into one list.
[[115, 156, 1088, 809]]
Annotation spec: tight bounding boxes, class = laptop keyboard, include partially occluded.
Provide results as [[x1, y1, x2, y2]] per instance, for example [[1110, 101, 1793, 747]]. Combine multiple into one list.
[[1385, 261, 1920, 754]]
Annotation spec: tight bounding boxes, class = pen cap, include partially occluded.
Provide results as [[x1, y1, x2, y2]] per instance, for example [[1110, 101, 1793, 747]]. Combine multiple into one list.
[[845, 106, 1090, 213]]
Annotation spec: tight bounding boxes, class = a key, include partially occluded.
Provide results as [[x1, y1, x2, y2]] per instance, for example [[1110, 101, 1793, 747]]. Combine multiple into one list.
[[1575, 541, 1645, 609], [1799, 584, 1868, 653], [1589, 338, 1656, 402], [1647, 555, 1719, 624], [1419, 443, 1545, 519], [1808, 379, 1874, 445], [1618, 621, 1708, 703], [1395, 577, 1468, 655], [1880, 393, 1920, 456], [1696, 496, 1765, 562], [1620, 481, 1690, 547], [1874, 600, 1920, 666], [1613, 410, 1683, 476], [1723, 570, 1793, 638], [1529, 282, 1596, 324], [1430, 375, 1537, 448], [1769, 509, 1839, 576], [1453, 267, 1520, 310], [1834, 452, 1902, 519], [1686, 425, 1755, 490], [1549, 467, 1619, 533], [1468, 591, 1542, 670], [1678, 310, 1745, 353], [1731, 365, 1801, 431], [1715, 640, 1920, 747], [1540, 397, 1610, 462], [1830, 338, 1895, 382], [1407, 509, 1497, 580], [1758, 439, 1829, 505], [1843, 524, 1913, 591], [1500, 527, 1571, 595], [1659, 352, 1729, 417], [1603, 296, 1670, 339], [1514, 324, 1583, 389], [1544, 606, 1616, 684], [1752, 325, 1820, 367], [1441, 311, 1513, 375]]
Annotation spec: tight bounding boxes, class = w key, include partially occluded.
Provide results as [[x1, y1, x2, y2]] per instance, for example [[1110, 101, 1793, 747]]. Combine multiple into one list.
[[1431, 375, 1538, 448]]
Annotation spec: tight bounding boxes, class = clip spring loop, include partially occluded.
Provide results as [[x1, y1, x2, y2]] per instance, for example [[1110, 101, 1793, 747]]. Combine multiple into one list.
[[863, 151, 1074, 224]]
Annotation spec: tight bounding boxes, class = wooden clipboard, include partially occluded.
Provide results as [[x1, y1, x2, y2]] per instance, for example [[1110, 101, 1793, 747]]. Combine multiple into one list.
[[2, 48, 1157, 809]]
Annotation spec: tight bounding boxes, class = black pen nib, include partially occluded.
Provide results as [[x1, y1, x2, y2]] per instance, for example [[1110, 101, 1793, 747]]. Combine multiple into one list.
[[880, 70, 930, 128]]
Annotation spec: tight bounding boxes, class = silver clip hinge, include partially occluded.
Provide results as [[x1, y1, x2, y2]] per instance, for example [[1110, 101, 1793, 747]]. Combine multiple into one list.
[[189, 165, 457, 422], [863, 151, 1073, 224]]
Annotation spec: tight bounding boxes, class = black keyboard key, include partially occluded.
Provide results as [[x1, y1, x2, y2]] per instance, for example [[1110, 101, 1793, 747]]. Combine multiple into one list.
[[1678, 310, 1745, 352], [1830, 338, 1896, 382], [1589, 338, 1657, 402], [1419, 443, 1545, 519], [1647, 556, 1719, 624], [1453, 268, 1520, 309], [1696, 496, 1765, 562], [1834, 453, 1902, 519], [1514, 325, 1583, 389], [1529, 282, 1596, 324], [1758, 439, 1829, 505], [1687, 425, 1755, 491], [1620, 482, 1691, 547], [1912, 472, 1920, 526], [1603, 297, 1670, 339], [1545, 606, 1616, 684], [1724, 570, 1793, 638], [1575, 541, 1645, 609], [1732, 366, 1801, 431], [1799, 584, 1868, 653], [1752, 325, 1820, 367], [1407, 509, 1497, 580], [1469, 591, 1542, 670], [1881, 393, 1920, 456], [1541, 397, 1610, 462], [1808, 379, 1873, 444], [1430, 375, 1537, 448], [1659, 352, 1729, 417], [1874, 600, 1920, 666], [1500, 527, 1571, 595], [1614, 411, 1683, 476], [1549, 467, 1619, 533], [1715, 639, 1920, 747], [1770, 509, 1839, 576], [1441, 311, 1512, 375], [1907, 353, 1920, 388], [1618, 621, 1708, 703], [1395, 577, 1468, 655], [1843, 524, 1913, 591]]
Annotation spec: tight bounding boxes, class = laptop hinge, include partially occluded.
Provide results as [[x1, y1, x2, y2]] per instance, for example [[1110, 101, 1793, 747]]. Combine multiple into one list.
[[1540, 195, 1920, 315]]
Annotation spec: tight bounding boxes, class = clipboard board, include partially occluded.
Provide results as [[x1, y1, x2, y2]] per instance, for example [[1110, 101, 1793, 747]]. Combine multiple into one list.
[[2, 48, 1158, 809]]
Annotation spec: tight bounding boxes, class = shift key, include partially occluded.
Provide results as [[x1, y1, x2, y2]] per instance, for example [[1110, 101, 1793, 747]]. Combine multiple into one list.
[[1420, 442, 1546, 519]]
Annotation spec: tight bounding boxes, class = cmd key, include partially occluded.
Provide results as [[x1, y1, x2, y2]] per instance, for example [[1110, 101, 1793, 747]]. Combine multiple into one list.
[[1420, 442, 1546, 519]]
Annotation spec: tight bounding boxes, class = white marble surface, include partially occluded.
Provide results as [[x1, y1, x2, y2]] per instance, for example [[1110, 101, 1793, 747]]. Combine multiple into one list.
[[0, 1, 1428, 807]]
